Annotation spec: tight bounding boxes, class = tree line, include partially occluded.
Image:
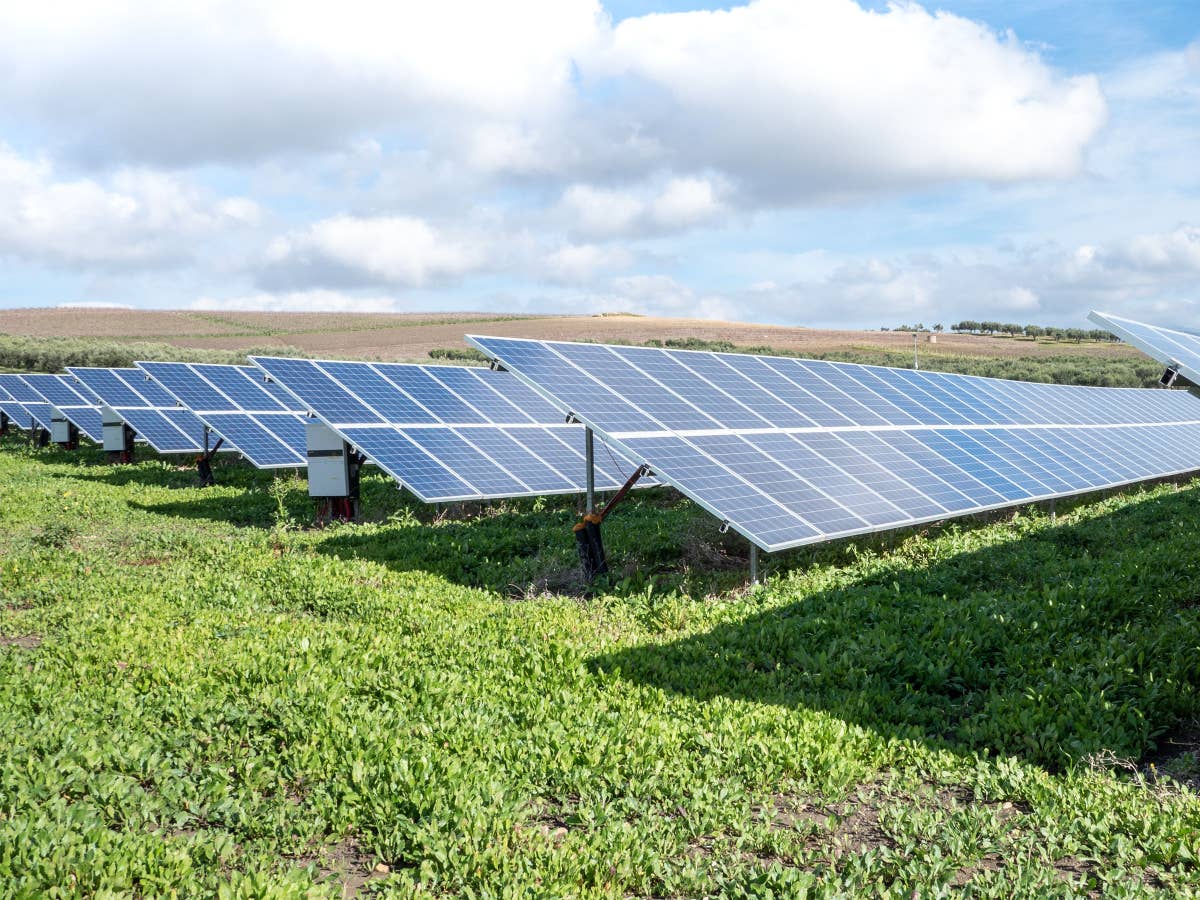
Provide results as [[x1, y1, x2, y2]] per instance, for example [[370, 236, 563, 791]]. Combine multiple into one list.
[[883, 322, 1118, 342]]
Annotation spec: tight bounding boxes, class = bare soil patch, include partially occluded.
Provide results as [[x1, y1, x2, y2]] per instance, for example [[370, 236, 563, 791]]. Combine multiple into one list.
[[290, 835, 387, 898], [0, 633, 42, 649]]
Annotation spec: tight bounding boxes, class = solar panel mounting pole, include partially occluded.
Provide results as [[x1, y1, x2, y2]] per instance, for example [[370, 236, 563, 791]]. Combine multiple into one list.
[[584, 427, 595, 515], [750, 543, 760, 585]]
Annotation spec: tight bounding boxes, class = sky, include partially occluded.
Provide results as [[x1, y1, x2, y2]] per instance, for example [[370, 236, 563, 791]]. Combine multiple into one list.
[[0, 0, 1197, 330]]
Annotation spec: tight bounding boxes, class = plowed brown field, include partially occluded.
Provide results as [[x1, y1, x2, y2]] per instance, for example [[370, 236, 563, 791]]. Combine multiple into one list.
[[1, 307, 1136, 362]]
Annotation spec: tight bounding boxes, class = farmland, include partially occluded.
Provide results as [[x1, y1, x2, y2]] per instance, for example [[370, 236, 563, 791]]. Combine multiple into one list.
[[2, 433, 1199, 896], [1, 307, 1146, 364]]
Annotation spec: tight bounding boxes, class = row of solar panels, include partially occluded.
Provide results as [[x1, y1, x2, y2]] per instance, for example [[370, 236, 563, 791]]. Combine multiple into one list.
[[0, 361, 648, 500], [2, 310, 1198, 554]]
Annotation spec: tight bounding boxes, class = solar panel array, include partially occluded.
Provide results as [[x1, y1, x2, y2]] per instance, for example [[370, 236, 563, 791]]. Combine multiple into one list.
[[20, 374, 105, 442], [468, 335, 1200, 551], [251, 356, 649, 502], [1088, 311, 1200, 384], [67, 367, 223, 454], [0, 374, 54, 432], [136, 362, 308, 468]]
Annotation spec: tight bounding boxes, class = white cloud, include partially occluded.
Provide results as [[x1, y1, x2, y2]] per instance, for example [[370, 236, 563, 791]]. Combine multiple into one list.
[[560, 176, 727, 239], [260, 215, 489, 288], [719, 224, 1200, 328], [560, 185, 645, 239], [591, 0, 1106, 199], [0, 0, 1104, 203], [0, 0, 604, 169], [0, 144, 256, 267], [543, 243, 634, 283]]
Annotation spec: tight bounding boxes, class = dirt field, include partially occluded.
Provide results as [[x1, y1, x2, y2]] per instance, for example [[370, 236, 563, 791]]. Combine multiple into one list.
[[1, 307, 1138, 362]]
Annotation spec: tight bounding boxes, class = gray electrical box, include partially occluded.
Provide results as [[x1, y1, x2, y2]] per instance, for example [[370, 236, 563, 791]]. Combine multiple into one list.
[[101, 406, 130, 452], [50, 407, 73, 443], [307, 421, 351, 497]]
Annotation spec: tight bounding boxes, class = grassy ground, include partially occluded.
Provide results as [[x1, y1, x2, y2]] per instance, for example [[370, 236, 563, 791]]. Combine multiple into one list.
[[2, 436, 1199, 896]]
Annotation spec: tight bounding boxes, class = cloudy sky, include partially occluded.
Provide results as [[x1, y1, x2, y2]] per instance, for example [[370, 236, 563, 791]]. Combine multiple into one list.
[[0, 0, 1197, 329]]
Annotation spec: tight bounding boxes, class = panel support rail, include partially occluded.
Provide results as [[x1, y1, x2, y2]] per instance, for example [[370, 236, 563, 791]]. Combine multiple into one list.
[[574, 463, 652, 583], [197, 430, 225, 487]]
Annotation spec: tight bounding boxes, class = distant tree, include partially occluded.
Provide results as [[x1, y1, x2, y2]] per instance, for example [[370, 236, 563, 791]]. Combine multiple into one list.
[[1024, 324, 1044, 339], [933, 323, 944, 333]]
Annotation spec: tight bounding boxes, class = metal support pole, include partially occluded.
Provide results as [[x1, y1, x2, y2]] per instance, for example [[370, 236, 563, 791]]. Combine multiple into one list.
[[913, 332, 919, 370], [750, 543, 760, 585], [1049, 499, 1056, 522], [584, 427, 595, 515]]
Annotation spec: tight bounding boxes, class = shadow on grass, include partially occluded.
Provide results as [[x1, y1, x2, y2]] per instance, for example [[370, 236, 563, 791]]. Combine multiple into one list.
[[590, 485, 1200, 770]]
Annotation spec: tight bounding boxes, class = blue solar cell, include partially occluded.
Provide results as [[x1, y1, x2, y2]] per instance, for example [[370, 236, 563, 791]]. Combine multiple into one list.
[[68, 368, 148, 408], [136, 361, 307, 467], [138, 362, 230, 411], [0, 375, 43, 404], [21, 374, 85, 407], [319, 362, 439, 424], [339, 427, 476, 500], [473, 338, 662, 433], [404, 428, 527, 495], [610, 346, 770, 430], [202, 413, 305, 467], [620, 434, 817, 546], [118, 409, 199, 452], [194, 364, 288, 412], [372, 364, 489, 424], [461, 428, 578, 493], [424, 367, 534, 424], [64, 407, 105, 442], [253, 358, 383, 424]]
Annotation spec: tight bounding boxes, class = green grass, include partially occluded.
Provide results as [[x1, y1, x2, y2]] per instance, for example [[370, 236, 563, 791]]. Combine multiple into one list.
[[2, 437, 1199, 896]]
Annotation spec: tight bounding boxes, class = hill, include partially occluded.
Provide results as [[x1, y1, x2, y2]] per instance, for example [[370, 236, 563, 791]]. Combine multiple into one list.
[[2, 307, 1140, 363]]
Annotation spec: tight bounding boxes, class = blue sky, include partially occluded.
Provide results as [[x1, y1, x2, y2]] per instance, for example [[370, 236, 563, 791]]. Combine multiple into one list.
[[0, 0, 1197, 330]]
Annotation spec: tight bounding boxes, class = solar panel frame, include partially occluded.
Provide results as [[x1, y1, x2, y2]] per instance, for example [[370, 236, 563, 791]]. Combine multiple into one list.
[[135, 361, 308, 469], [0, 375, 55, 431], [1088, 311, 1200, 386], [19, 374, 105, 442], [0, 380, 37, 428], [66, 366, 219, 454], [251, 356, 652, 502], [468, 335, 1200, 552]]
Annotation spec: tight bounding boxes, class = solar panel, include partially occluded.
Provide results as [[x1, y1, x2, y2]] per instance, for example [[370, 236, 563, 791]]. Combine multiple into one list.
[[19, 374, 105, 442], [250, 356, 649, 502], [0, 379, 37, 429], [467, 335, 1200, 552], [1087, 311, 1200, 385], [136, 362, 308, 468], [66, 367, 224, 455], [0, 375, 54, 431]]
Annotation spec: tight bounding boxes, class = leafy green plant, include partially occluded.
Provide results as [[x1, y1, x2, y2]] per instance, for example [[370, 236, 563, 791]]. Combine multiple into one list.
[[1, 434, 1198, 896]]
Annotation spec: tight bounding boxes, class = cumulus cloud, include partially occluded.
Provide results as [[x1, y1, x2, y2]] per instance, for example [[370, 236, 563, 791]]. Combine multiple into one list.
[[716, 224, 1200, 328], [258, 215, 490, 289], [0, 0, 1105, 201], [0, 0, 604, 169], [0, 144, 257, 267], [542, 243, 634, 283], [560, 176, 727, 239], [590, 0, 1107, 200]]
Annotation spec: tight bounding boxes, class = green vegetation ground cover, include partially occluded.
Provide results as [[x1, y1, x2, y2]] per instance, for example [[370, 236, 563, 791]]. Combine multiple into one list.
[[2, 437, 1199, 896], [0, 334, 309, 374]]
